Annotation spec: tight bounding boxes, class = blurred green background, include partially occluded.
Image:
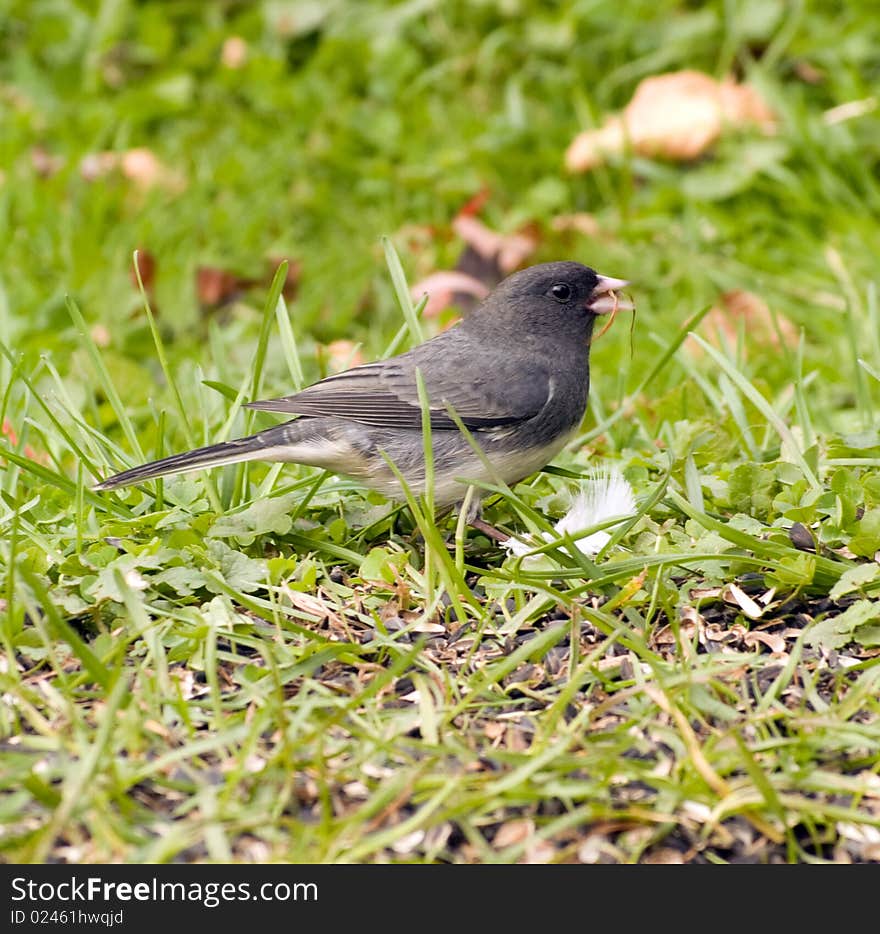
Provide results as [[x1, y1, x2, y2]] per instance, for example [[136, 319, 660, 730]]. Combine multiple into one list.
[[4, 0, 880, 867], [2, 0, 879, 441]]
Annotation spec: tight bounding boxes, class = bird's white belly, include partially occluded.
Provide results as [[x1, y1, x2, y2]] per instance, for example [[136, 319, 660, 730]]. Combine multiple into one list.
[[380, 433, 573, 506]]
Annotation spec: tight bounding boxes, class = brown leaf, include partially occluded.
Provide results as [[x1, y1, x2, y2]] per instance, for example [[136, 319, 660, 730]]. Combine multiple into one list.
[[687, 289, 798, 357], [120, 148, 184, 191], [321, 340, 365, 373], [551, 213, 601, 238], [282, 587, 342, 625], [79, 152, 119, 181], [795, 61, 824, 84], [2, 419, 48, 464], [196, 266, 249, 306], [31, 146, 63, 178], [90, 324, 111, 348], [494, 818, 535, 849], [265, 257, 301, 300], [131, 249, 157, 295], [410, 270, 489, 318], [221, 36, 248, 69], [80, 148, 186, 192], [452, 215, 539, 274], [566, 70, 775, 172], [456, 186, 492, 219]]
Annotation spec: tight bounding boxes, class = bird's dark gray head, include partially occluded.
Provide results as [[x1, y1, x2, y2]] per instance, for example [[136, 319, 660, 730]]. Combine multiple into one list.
[[466, 261, 630, 345]]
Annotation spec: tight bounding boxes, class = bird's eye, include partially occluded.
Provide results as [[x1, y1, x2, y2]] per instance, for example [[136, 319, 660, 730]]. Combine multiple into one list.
[[550, 283, 572, 302]]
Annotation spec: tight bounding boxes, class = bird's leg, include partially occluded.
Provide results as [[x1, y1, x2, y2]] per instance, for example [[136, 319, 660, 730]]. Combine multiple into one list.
[[470, 516, 510, 543], [462, 491, 510, 543]]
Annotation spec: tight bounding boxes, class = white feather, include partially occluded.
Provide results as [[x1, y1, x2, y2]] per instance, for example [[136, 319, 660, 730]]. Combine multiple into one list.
[[504, 467, 636, 559]]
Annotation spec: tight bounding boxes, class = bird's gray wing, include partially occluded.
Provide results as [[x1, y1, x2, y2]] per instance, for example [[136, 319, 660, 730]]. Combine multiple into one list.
[[245, 333, 551, 430]]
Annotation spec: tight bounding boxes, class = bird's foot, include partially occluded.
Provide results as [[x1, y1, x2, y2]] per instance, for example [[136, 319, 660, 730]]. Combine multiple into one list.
[[460, 491, 510, 543], [468, 515, 510, 543]]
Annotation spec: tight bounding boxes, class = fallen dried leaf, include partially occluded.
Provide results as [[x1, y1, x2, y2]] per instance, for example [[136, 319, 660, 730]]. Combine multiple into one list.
[[266, 257, 301, 300], [322, 340, 365, 373], [196, 266, 248, 306], [566, 70, 775, 172], [131, 249, 158, 296], [794, 61, 824, 84], [282, 586, 344, 628], [80, 152, 119, 181], [1, 418, 48, 464], [121, 148, 182, 190], [551, 213, 601, 238], [409, 270, 489, 318], [3, 419, 18, 447], [31, 146, 63, 177], [494, 819, 535, 849], [221, 36, 248, 69], [688, 289, 798, 357], [457, 186, 491, 218], [80, 148, 185, 192], [452, 215, 539, 274]]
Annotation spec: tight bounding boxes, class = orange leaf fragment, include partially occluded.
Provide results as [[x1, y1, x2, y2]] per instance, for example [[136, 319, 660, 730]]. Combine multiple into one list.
[[409, 270, 489, 318], [687, 289, 798, 357], [566, 70, 775, 172]]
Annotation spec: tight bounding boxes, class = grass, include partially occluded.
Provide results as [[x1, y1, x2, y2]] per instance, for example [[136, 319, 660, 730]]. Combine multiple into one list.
[[2, 0, 880, 864]]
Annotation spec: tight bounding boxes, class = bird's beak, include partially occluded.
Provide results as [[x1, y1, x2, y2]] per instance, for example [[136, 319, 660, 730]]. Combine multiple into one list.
[[588, 274, 633, 315]]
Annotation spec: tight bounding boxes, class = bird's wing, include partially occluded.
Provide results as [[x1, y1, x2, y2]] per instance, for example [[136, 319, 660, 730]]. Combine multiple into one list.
[[245, 334, 551, 431]]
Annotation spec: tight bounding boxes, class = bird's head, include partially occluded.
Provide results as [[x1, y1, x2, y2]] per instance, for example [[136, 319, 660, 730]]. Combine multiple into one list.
[[471, 261, 632, 343]]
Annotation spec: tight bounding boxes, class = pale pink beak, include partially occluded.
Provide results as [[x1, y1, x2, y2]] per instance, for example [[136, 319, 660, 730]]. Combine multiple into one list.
[[589, 274, 633, 314]]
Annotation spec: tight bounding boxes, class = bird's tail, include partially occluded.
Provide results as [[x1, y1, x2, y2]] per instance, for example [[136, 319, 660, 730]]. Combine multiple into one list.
[[92, 423, 297, 491]]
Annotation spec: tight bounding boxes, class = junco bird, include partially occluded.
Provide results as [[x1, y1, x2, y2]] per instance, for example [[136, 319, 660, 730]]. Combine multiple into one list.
[[94, 262, 630, 537]]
